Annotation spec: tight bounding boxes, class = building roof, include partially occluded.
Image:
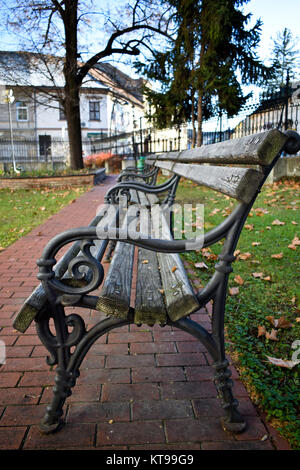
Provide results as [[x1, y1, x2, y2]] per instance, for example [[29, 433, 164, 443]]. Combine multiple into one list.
[[0, 51, 144, 107]]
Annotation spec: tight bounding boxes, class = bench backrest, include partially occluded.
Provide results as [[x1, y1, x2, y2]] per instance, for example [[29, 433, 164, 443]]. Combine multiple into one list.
[[145, 130, 288, 204]]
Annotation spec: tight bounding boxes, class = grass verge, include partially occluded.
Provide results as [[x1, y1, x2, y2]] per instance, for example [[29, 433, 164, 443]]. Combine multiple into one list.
[[170, 176, 300, 448], [0, 186, 90, 251]]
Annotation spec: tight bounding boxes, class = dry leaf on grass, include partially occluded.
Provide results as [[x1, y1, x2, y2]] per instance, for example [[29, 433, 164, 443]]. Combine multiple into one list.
[[263, 275, 272, 282], [272, 219, 285, 226], [265, 329, 279, 341], [194, 262, 208, 270], [252, 242, 261, 246], [291, 221, 298, 225], [245, 224, 254, 231], [292, 236, 300, 246], [252, 272, 264, 278], [288, 244, 297, 250], [271, 253, 283, 259], [258, 325, 266, 337], [239, 252, 251, 260], [266, 356, 300, 369], [229, 287, 239, 296], [266, 315, 293, 329], [234, 275, 244, 285]]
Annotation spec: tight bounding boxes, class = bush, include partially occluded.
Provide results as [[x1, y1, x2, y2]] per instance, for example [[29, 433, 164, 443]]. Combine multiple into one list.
[[83, 152, 115, 168]]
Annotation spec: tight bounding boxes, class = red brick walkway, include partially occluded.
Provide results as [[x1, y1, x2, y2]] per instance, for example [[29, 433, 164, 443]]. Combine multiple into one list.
[[0, 175, 290, 450]]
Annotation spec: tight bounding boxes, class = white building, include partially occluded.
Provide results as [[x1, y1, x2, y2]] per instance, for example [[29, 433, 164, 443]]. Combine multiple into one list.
[[0, 52, 144, 165]]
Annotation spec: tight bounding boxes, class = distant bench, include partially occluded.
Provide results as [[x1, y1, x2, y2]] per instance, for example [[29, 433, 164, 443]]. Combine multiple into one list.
[[13, 129, 300, 435]]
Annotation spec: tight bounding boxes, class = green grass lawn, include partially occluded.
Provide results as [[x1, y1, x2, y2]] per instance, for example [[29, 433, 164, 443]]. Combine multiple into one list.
[[164, 176, 300, 448], [0, 186, 90, 251]]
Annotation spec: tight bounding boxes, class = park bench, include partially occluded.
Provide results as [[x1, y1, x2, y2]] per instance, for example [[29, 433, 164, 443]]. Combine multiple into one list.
[[13, 128, 300, 436]]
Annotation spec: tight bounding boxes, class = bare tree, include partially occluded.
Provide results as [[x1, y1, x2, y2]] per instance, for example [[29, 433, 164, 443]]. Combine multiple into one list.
[[1, 0, 173, 168]]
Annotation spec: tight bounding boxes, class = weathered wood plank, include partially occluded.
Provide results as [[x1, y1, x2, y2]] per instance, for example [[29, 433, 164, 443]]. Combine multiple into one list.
[[152, 208, 199, 322], [135, 248, 167, 326], [96, 206, 138, 319], [154, 162, 263, 203], [155, 130, 287, 166]]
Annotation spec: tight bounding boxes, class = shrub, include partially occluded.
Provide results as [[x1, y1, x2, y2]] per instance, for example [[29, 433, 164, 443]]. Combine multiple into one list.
[[83, 152, 115, 168]]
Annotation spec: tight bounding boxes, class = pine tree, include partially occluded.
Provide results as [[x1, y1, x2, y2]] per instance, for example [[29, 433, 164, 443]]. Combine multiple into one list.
[[265, 28, 299, 94], [137, 0, 270, 146]]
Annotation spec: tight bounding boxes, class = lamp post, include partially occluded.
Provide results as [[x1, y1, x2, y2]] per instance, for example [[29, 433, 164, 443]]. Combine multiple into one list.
[[5, 89, 18, 173]]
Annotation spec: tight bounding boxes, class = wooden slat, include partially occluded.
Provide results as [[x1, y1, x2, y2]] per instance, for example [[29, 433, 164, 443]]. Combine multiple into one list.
[[152, 208, 199, 322], [137, 190, 150, 206], [155, 130, 287, 166], [134, 248, 167, 326], [155, 161, 263, 203], [130, 189, 139, 204], [96, 206, 138, 319]]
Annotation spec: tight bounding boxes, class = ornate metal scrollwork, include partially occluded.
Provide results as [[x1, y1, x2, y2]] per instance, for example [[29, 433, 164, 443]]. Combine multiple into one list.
[[105, 186, 131, 204], [38, 239, 105, 300], [36, 310, 86, 366]]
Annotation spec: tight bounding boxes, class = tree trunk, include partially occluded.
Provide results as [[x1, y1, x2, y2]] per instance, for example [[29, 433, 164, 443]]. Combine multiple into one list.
[[63, 0, 83, 170], [65, 84, 83, 169]]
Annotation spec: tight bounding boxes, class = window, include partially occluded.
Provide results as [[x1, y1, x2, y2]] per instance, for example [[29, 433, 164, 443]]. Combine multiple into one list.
[[16, 101, 28, 121], [89, 101, 100, 121], [59, 103, 66, 120]]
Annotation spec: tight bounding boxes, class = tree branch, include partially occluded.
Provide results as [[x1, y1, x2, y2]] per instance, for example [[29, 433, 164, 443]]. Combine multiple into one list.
[[76, 24, 172, 84]]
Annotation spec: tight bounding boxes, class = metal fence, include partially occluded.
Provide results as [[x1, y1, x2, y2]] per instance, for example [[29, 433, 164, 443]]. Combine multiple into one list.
[[1, 96, 299, 167]]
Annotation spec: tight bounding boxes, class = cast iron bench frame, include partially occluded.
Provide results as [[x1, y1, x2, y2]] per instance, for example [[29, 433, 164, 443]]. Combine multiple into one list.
[[13, 129, 300, 436]]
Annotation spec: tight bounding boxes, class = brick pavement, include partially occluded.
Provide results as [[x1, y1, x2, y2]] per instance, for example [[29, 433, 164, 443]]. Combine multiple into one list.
[[0, 175, 290, 450]]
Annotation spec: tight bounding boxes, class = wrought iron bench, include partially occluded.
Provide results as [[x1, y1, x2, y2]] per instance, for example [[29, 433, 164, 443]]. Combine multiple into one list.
[[13, 129, 300, 436]]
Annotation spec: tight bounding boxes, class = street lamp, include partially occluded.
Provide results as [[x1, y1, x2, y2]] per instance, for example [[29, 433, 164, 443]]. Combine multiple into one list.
[[4, 89, 19, 173]]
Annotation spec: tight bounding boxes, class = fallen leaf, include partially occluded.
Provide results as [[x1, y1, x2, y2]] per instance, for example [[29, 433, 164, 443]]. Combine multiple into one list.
[[239, 252, 251, 260], [266, 226, 272, 230], [229, 287, 239, 296], [234, 250, 240, 256], [291, 221, 298, 225], [296, 318, 300, 322], [263, 275, 272, 282], [271, 253, 283, 259], [142, 260, 149, 264], [245, 224, 254, 231], [158, 289, 164, 294], [266, 356, 300, 369], [272, 219, 285, 226], [252, 242, 261, 246], [288, 244, 297, 250], [171, 266, 177, 273], [258, 325, 266, 337], [108, 419, 114, 424], [265, 329, 279, 341], [39, 206, 46, 211], [252, 272, 264, 278], [194, 262, 208, 270], [292, 236, 300, 246], [266, 315, 293, 329], [234, 275, 244, 285]]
